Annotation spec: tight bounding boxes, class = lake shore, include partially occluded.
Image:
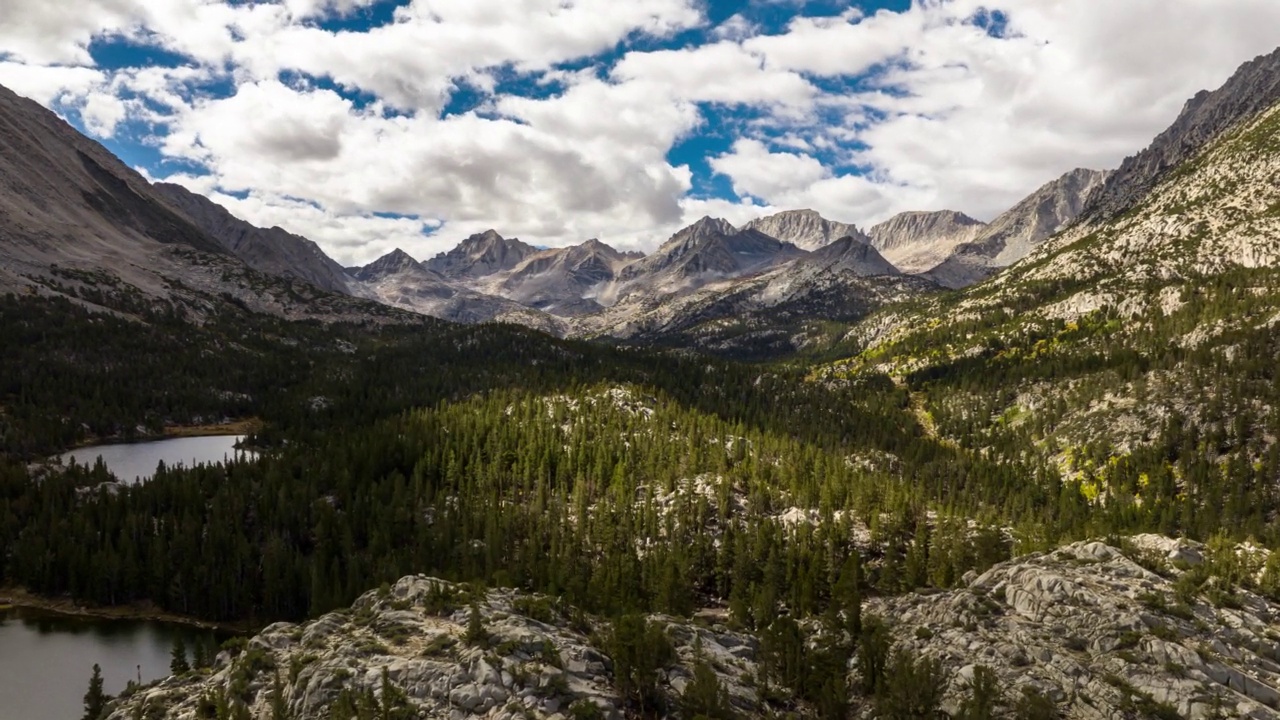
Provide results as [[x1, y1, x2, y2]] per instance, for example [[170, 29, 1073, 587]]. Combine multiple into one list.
[[63, 418, 263, 451], [0, 587, 257, 634], [162, 418, 262, 439]]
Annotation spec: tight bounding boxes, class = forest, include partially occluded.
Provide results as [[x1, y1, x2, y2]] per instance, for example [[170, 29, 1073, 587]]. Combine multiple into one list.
[[7, 278, 1280, 718]]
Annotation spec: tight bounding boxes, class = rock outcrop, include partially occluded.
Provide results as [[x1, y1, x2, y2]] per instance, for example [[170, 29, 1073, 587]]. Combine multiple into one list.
[[871, 540, 1280, 719], [103, 538, 1280, 720], [105, 576, 763, 720]]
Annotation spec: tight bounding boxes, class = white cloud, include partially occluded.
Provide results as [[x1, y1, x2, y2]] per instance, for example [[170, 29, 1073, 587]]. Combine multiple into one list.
[[712, 0, 1280, 225], [612, 41, 815, 108], [710, 139, 828, 200], [0, 62, 106, 105], [4, 0, 1280, 262]]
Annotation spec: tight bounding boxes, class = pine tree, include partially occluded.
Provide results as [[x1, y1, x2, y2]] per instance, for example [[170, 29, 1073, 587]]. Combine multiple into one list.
[[465, 594, 487, 647], [956, 665, 1002, 720], [170, 635, 191, 675], [82, 663, 108, 720]]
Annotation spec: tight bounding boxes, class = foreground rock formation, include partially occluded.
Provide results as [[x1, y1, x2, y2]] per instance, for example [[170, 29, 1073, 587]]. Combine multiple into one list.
[[105, 538, 1280, 719], [875, 539, 1280, 719], [105, 577, 761, 720]]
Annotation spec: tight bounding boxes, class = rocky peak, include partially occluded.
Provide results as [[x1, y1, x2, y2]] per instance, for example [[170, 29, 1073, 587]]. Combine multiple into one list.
[[922, 168, 1110, 289], [804, 235, 901, 277], [1082, 47, 1280, 221], [663, 216, 736, 250], [869, 211, 985, 252], [984, 168, 1109, 265], [352, 248, 431, 282], [744, 209, 870, 251], [425, 230, 538, 279], [866, 210, 986, 274]]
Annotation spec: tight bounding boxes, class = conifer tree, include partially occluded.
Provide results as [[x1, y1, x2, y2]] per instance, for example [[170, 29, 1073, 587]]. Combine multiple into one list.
[[170, 635, 191, 675], [82, 664, 108, 720]]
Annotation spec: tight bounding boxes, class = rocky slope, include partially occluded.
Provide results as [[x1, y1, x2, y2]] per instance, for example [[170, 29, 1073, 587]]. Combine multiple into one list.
[[825, 50, 1280, 485], [578, 255, 925, 359], [925, 168, 1109, 288], [868, 210, 986, 274], [744, 209, 870, 252], [105, 576, 763, 720], [0, 82, 402, 323], [0, 82, 226, 294], [152, 183, 354, 296]]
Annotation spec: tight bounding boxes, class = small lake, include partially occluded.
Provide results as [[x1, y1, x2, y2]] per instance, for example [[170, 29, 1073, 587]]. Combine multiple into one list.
[[0, 606, 223, 720], [59, 435, 256, 483]]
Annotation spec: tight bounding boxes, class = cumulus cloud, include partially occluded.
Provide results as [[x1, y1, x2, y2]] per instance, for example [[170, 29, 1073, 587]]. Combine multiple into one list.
[[4, 0, 1280, 262], [717, 0, 1280, 224]]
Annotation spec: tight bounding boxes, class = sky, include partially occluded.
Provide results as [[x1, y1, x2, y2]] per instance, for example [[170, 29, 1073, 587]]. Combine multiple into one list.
[[1, 1, 1279, 265]]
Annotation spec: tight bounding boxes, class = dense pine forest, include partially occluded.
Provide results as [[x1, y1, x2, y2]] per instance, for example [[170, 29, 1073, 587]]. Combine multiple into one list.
[[8, 274, 1280, 718], [7, 282, 1280, 626]]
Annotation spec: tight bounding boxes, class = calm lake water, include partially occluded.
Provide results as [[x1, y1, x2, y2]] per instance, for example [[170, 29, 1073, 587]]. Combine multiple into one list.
[[0, 606, 222, 720], [59, 434, 255, 483]]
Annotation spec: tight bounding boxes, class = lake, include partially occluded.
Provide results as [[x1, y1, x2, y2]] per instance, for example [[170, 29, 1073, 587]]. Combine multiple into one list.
[[0, 606, 222, 720], [58, 434, 255, 483]]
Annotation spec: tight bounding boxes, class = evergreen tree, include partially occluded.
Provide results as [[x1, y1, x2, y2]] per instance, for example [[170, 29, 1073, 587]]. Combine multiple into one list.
[[872, 649, 949, 719], [170, 635, 191, 675], [82, 664, 108, 720], [680, 640, 736, 720], [956, 665, 1002, 720], [465, 594, 487, 647]]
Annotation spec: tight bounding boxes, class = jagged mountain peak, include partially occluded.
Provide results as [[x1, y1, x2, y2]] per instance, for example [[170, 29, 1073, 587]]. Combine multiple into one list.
[[352, 248, 431, 282], [744, 209, 869, 251], [425, 230, 538, 280], [1082, 46, 1280, 222], [662, 216, 736, 247]]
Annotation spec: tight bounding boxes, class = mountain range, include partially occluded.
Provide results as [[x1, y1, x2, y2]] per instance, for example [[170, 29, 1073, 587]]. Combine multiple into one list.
[[0, 74, 1111, 353]]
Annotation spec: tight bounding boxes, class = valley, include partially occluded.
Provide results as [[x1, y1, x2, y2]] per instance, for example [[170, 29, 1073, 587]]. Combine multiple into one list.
[[1, 24, 1279, 720]]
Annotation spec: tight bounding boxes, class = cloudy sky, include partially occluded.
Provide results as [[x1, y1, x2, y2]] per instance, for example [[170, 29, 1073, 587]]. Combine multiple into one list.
[[1, 0, 1278, 264]]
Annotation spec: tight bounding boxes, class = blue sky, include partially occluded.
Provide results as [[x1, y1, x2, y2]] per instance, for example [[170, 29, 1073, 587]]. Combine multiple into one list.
[[1, 0, 1277, 263]]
